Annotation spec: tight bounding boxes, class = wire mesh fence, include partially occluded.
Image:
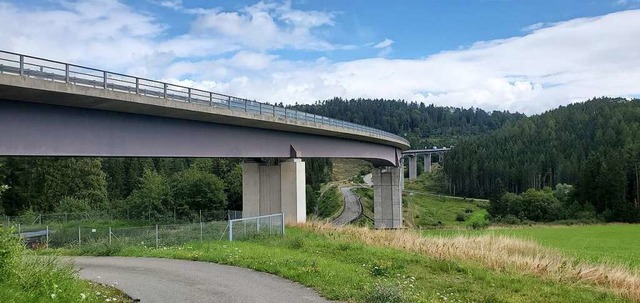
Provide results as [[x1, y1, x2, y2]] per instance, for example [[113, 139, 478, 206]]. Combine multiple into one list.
[[8, 211, 285, 249], [228, 213, 284, 241]]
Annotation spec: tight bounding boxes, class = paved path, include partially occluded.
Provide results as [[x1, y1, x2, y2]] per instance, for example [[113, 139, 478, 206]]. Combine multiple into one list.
[[66, 256, 329, 303], [332, 186, 363, 226]]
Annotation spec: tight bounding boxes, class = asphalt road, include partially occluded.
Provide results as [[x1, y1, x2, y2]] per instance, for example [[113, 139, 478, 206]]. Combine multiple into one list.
[[332, 186, 363, 226], [67, 256, 330, 303]]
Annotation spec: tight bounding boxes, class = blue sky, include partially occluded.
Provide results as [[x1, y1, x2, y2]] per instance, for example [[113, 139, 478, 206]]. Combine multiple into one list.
[[1, 0, 640, 113]]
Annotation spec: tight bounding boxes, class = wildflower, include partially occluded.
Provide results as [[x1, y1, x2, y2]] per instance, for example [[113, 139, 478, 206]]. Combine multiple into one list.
[[81, 293, 87, 300], [50, 293, 56, 299]]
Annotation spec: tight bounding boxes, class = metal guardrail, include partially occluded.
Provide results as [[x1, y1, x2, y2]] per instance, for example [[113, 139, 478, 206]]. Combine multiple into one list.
[[0, 50, 408, 145]]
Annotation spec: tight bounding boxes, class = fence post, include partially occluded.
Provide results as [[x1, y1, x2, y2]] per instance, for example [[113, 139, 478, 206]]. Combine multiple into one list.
[[18, 223, 21, 235], [109, 227, 112, 245], [163, 83, 167, 99], [187, 88, 191, 103], [103, 71, 107, 89], [200, 221, 203, 242], [135, 78, 139, 94], [209, 92, 213, 106], [46, 226, 49, 248], [281, 213, 285, 235], [65, 64, 69, 83], [78, 227, 81, 247], [227, 96, 231, 109], [229, 220, 233, 241], [155, 224, 159, 248]]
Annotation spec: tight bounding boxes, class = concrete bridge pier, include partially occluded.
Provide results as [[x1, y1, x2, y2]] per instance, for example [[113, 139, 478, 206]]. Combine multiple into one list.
[[424, 153, 432, 173], [408, 155, 418, 180], [242, 158, 306, 224], [372, 166, 403, 229]]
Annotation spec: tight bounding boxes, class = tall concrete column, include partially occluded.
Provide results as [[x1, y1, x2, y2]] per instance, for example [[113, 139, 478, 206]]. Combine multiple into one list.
[[372, 166, 403, 229], [424, 153, 432, 173], [280, 158, 306, 224], [408, 155, 417, 180], [242, 159, 306, 224], [400, 161, 405, 190]]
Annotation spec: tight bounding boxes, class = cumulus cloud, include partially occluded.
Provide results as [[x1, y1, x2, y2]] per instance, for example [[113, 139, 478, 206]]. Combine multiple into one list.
[[0, 0, 639, 114]]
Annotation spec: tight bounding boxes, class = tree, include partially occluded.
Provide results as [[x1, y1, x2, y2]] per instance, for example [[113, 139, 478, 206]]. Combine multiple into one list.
[[126, 168, 172, 220], [171, 166, 227, 216]]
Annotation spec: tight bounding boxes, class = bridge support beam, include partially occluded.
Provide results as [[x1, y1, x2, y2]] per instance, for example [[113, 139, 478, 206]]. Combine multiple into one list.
[[373, 166, 403, 229], [424, 154, 432, 173], [408, 155, 417, 180], [242, 159, 306, 224]]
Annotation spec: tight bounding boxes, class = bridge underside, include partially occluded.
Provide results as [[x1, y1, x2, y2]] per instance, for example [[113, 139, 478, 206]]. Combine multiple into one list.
[[0, 99, 400, 166]]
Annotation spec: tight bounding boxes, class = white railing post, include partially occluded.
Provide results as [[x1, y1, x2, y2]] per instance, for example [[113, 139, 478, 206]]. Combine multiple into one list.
[[229, 221, 233, 241], [78, 227, 81, 247], [103, 71, 107, 89], [155, 224, 159, 248], [200, 221, 203, 242], [109, 227, 112, 245], [281, 213, 285, 235]]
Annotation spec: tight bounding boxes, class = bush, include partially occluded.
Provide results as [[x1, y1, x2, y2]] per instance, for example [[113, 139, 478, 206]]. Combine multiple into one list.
[[467, 212, 490, 229], [364, 282, 406, 303], [455, 213, 468, 222]]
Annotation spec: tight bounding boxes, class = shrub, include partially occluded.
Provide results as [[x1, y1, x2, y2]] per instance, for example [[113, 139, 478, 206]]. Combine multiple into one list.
[[364, 282, 406, 303], [455, 213, 467, 222], [467, 212, 490, 229]]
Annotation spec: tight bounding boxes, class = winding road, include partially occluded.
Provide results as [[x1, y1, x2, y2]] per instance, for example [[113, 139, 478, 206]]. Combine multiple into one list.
[[332, 173, 373, 226], [332, 186, 363, 225], [66, 256, 329, 303]]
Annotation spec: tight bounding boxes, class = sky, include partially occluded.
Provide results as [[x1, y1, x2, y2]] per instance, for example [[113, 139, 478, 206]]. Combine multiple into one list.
[[1, 0, 639, 114]]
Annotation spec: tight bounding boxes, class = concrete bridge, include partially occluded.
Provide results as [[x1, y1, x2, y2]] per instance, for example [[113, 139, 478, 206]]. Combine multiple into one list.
[[0, 50, 410, 228], [402, 148, 450, 180]]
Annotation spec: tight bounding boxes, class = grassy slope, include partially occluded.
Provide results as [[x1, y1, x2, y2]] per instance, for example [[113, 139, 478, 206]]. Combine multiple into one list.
[[54, 227, 630, 303], [0, 228, 130, 303], [424, 224, 640, 269]]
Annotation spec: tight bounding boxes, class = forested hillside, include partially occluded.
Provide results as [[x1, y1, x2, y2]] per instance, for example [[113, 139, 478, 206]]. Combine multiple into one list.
[[445, 98, 640, 222], [291, 98, 524, 148]]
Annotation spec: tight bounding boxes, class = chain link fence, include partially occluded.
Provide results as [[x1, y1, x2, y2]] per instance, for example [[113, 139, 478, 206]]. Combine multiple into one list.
[[8, 211, 284, 249]]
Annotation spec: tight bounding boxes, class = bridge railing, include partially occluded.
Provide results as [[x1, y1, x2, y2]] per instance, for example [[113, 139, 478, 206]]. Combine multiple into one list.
[[0, 50, 408, 145]]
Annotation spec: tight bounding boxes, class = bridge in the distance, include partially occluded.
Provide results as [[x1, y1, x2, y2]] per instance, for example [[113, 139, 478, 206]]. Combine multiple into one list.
[[402, 147, 451, 180], [0, 50, 410, 229]]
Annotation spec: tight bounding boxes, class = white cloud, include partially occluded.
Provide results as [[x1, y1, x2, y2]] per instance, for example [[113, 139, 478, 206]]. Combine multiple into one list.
[[373, 38, 394, 49], [0, 1, 639, 114]]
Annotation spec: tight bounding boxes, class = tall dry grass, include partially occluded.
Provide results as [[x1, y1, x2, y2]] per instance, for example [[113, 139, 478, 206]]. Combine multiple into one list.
[[300, 221, 640, 302]]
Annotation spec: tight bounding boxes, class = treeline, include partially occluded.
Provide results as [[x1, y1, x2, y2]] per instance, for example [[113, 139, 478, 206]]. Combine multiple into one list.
[[0, 157, 332, 219], [445, 98, 640, 222], [290, 98, 524, 148]]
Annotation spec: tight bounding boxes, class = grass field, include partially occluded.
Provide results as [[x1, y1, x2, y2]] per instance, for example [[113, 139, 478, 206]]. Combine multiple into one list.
[[424, 224, 640, 269], [50, 225, 635, 303]]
